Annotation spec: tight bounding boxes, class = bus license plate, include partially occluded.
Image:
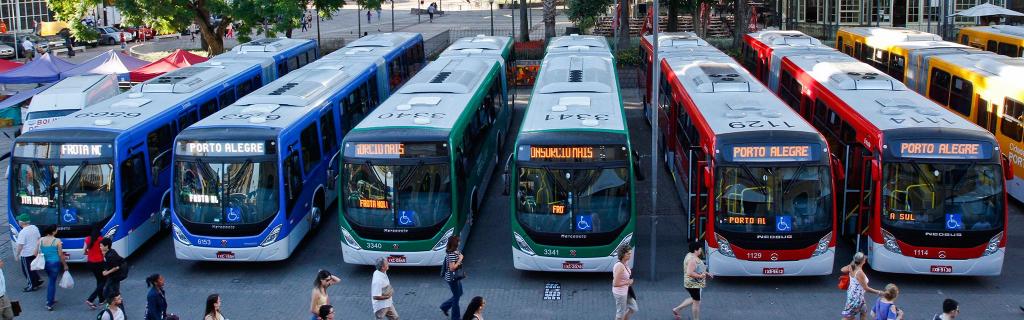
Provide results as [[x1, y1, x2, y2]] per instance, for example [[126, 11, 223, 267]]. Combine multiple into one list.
[[762, 267, 785, 275], [562, 261, 584, 270], [216, 251, 235, 259], [387, 255, 407, 264], [930, 265, 953, 273]]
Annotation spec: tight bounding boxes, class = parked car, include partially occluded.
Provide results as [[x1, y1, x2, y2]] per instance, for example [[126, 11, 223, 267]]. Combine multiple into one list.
[[0, 44, 14, 59], [0, 33, 49, 57], [94, 26, 133, 45], [121, 26, 154, 40], [42, 34, 65, 50]]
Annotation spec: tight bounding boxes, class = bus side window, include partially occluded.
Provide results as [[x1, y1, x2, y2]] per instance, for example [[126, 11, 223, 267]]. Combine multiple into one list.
[[178, 111, 198, 130], [298, 50, 308, 67], [219, 89, 236, 108], [146, 124, 174, 184], [277, 62, 288, 77], [837, 37, 844, 51], [887, 54, 905, 81], [779, 71, 802, 112], [200, 100, 218, 118], [119, 153, 149, 217], [283, 150, 304, 211], [1001, 98, 1024, 142], [960, 35, 969, 45], [320, 110, 338, 155], [949, 76, 973, 116], [237, 79, 253, 96], [928, 68, 952, 106], [300, 124, 322, 174], [976, 96, 994, 133], [987, 40, 998, 53], [855, 42, 863, 60], [288, 56, 299, 73], [368, 76, 379, 106]]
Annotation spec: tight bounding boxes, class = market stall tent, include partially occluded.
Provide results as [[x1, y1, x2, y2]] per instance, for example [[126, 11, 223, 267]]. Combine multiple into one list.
[[0, 54, 78, 84], [129, 49, 208, 82], [60, 50, 149, 80]]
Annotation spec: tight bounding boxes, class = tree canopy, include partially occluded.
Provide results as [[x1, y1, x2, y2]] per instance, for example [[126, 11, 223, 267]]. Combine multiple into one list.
[[566, 0, 613, 31]]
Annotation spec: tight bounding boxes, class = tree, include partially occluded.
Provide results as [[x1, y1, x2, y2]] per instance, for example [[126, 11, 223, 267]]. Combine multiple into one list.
[[46, 0, 100, 41], [519, 0, 529, 41], [666, 0, 679, 32], [616, 0, 630, 50], [733, 0, 748, 48], [543, 0, 556, 39], [566, 0, 613, 31]]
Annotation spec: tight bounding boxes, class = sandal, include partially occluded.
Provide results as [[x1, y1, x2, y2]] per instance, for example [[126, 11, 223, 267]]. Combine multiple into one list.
[[85, 300, 97, 310]]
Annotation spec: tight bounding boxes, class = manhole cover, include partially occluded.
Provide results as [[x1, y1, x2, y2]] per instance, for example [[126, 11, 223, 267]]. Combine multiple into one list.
[[543, 282, 561, 300]]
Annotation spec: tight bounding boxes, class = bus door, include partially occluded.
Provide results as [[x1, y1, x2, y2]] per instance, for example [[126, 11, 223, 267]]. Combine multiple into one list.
[[688, 159, 710, 241], [844, 147, 877, 249], [974, 95, 997, 134]]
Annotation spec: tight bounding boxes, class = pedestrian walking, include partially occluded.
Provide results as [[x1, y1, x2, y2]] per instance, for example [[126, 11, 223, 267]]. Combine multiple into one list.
[[841, 252, 882, 320], [0, 259, 15, 320], [376, 8, 382, 22], [99, 292, 125, 320], [318, 305, 335, 320], [428, 3, 436, 22], [20, 38, 34, 61], [371, 258, 398, 320], [870, 284, 904, 320], [462, 296, 485, 320], [0, 21, 7, 34], [38, 224, 69, 311], [301, 14, 308, 32], [439, 235, 464, 320], [84, 226, 106, 309], [310, 270, 341, 320], [144, 274, 175, 320], [673, 241, 710, 320], [226, 23, 234, 38], [190, 25, 196, 43], [612, 244, 638, 320], [58, 28, 74, 57], [367, 10, 372, 23], [15, 214, 43, 292], [119, 32, 126, 51], [204, 294, 227, 320], [932, 299, 959, 320], [100, 238, 126, 310]]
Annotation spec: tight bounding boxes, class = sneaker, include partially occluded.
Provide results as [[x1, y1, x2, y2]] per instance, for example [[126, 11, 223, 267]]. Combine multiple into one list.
[[45, 305, 53, 311], [441, 308, 448, 317]]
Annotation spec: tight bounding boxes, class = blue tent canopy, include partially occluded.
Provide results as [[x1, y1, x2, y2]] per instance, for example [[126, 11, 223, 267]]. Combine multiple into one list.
[[60, 50, 149, 81], [0, 54, 78, 84]]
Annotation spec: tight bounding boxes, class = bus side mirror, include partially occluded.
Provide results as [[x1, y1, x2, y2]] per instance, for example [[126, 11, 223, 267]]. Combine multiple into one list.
[[830, 154, 845, 181], [13, 129, 20, 138], [501, 154, 512, 196], [327, 152, 340, 190], [1001, 154, 1014, 181], [632, 150, 645, 181]]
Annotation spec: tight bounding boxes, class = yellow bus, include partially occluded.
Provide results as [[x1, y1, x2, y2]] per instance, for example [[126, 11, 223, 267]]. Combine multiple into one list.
[[958, 25, 1024, 57]]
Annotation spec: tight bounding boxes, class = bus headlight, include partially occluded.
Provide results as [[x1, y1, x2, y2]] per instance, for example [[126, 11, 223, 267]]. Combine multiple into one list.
[[432, 228, 455, 251], [513, 232, 536, 256], [341, 228, 361, 250], [609, 233, 634, 257], [983, 232, 1003, 256], [881, 229, 902, 254], [260, 225, 281, 247], [172, 225, 190, 246], [104, 226, 118, 239], [715, 233, 735, 257], [811, 232, 832, 257]]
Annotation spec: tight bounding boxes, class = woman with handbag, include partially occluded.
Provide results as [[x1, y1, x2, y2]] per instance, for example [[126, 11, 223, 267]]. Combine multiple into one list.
[[612, 244, 638, 320], [673, 241, 711, 320], [439, 235, 464, 320], [841, 252, 882, 320], [37, 225, 68, 311]]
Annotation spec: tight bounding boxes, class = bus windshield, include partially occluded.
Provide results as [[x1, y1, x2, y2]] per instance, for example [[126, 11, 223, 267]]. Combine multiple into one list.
[[343, 162, 451, 229], [173, 159, 279, 225], [11, 160, 115, 226], [515, 166, 631, 234], [881, 162, 1003, 231], [714, 165, 832, 233]]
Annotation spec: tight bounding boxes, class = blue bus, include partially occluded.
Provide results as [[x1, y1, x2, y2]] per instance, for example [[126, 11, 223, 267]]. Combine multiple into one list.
[[170, 33, 424, 261], [7, 38, 317, 261]]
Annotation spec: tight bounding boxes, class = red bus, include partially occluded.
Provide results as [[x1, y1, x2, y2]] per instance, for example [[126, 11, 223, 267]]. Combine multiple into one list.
[[759, 42, 1010, 275], [653, 36, 840, 276], [741, 30, 837, 93], [639, 32, 718, 124]]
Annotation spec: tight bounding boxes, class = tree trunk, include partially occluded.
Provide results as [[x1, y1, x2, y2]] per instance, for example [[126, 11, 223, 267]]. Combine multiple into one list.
[[286, 28, 293, 38], [732, 0, 748, 48], [519, 0, 530, 41], [617, 0, 630, 51], [543, 0, 556, 39], [668, 0, 679, 32], [191, 2, 226, 55]]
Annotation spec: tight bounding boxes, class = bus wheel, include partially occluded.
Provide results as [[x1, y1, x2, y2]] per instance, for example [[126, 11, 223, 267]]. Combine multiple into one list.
[[311, 190, 325, 229], [310, 206, 322, 229], [160, 196, 171, 231]]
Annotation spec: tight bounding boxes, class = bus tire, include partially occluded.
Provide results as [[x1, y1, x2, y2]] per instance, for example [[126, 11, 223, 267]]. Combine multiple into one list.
[[159, 194, 171, 231], [311, 190, 325, 229]]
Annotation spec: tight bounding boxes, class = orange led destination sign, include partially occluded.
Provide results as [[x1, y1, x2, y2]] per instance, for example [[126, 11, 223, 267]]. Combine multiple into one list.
[[551, 204, 566, 215], [888, 212, 916, 222], [523, 145, 629, 162], [358, 198, 389, 209], [728, 144, 815, 162], [530, 146, 594, 160], [356, 143, 405, 157], [896, 142, 989, 159], [725, 216, 768, 225]]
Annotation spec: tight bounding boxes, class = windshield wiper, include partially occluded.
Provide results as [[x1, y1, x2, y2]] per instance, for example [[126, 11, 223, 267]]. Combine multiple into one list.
[[781, 163, 808, 194], [226, 159, 253, 189]]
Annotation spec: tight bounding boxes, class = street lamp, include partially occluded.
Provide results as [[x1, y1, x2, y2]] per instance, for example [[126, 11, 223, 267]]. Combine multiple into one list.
[[392, 0, 396, 32], [489, 0, 495, 36]]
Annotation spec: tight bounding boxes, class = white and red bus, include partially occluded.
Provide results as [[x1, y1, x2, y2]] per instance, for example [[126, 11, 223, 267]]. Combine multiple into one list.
[[639, 32, 718, 124], [654, 37, 840, 276], [755, 42, 1010, 275], [741, 30, 837, 92]]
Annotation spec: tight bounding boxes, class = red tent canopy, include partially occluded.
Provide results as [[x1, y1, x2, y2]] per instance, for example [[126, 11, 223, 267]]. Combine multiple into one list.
[[128, 49, 208, 82], [0, 59, 22, 73]]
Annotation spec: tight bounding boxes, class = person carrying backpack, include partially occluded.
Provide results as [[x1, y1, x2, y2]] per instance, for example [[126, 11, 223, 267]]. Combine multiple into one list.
[[98, 292, 124, 320], [100, 238, 127, 306]]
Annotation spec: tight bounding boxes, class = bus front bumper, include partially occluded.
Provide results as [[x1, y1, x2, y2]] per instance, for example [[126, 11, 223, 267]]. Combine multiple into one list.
[[707, 249, 834, 276], [341, 245, 446, 266], [173, 237, 292, 262], [512, 249, 624, 272], [867, 241, 1004, 276]]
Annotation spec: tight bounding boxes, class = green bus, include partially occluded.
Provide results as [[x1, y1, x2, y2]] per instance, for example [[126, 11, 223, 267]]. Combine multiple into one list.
[[338, 37, 512, 266], [505, 35, 641, 272]]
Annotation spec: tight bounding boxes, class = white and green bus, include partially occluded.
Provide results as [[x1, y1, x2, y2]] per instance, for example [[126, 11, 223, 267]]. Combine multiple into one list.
[[338, 38, 512, 266], [505, 35, 640, 272]]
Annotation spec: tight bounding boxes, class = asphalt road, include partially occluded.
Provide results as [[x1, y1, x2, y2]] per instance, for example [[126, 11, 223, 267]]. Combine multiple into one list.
[[2, 86, 1023, 319]]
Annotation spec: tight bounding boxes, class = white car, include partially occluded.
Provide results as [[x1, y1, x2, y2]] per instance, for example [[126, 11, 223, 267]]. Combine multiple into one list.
[[95, 26, 134, 45], [0, 44, 13, 58]]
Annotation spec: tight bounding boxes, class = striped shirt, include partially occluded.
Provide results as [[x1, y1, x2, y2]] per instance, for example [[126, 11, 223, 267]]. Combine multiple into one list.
[[442, 251, 460, 282]]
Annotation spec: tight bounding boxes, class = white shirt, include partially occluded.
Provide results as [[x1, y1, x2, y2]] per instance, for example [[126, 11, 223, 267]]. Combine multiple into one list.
[[20, 39, 32, 51], [16, 225, 40, 257], [371, 270, 393, 311], [100, 307, 125, 320], [0, 267, 7, 297]]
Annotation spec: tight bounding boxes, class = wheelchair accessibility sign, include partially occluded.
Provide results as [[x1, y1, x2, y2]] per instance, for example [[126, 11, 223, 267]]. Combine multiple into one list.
[[945, 214, 964, 231], [775, 216, 792, 232], [226, 207, 241, 223], [61, 208, 78, 224], [398, 210, 417, 227], [575, 214, 593, 232]]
